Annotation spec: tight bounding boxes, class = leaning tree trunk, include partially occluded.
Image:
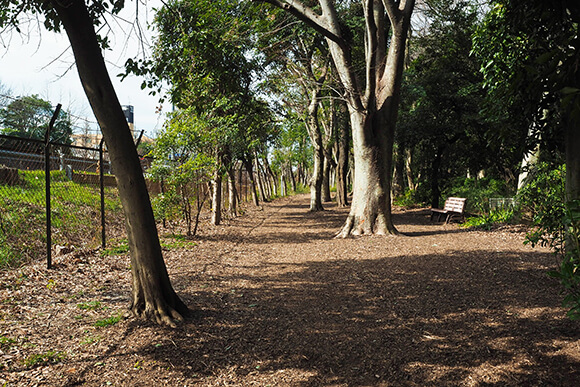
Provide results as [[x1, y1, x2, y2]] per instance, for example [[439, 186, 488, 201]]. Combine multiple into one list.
[[54, 0, 187, 326]]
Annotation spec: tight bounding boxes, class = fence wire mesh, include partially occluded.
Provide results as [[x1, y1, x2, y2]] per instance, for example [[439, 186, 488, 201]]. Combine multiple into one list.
[[0, 134, 124, 267]]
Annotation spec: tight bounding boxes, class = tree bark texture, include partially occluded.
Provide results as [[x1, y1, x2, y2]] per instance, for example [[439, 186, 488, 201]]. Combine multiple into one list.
[[53, 0, 188, 326]]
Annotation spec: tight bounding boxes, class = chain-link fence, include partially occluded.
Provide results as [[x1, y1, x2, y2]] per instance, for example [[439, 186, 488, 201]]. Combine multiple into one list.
[[0, 133, 125, 268]]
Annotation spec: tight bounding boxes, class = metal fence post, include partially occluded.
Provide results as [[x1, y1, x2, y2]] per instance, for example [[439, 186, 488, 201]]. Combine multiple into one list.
[[99, 138, 106, 249], [45, 104, 61, 269]]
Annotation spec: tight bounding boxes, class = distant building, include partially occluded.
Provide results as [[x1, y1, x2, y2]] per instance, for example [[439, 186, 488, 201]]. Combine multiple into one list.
[[122, 105, 134, 132]]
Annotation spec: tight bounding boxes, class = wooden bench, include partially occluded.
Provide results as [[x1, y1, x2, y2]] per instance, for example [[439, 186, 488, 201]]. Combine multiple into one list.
[[430, 197, 466, 224]]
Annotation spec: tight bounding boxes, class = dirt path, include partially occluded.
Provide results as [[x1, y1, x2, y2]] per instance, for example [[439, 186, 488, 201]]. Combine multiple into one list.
[[1, 194, 580, 386]]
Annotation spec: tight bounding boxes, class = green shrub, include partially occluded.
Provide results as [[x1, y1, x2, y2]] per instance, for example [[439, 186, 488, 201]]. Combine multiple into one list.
[[462, 208, 518, 230], [393, 190, 423, 208], [518, 163, 580, 320]]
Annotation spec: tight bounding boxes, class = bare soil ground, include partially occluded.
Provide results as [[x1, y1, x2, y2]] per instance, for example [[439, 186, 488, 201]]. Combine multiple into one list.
[[1, 193, 580, 386]]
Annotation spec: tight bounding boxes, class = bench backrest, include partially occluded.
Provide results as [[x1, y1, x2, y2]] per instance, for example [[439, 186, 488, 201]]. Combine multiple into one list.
[[443, 197, 466, 213]]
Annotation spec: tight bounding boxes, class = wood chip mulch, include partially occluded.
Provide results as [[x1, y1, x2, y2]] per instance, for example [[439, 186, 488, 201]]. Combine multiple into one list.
[[1, 193, 579, 386]]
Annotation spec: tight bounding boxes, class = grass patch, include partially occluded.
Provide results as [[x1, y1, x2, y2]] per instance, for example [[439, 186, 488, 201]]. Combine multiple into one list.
[[94, 313, 123, 328], [23, 350, 66, 368], [80, 335, 102, 345], [101, 239, 130, 256], [77, 300, 102, 311], [0, 335, 16, 349], [160, 234, 198, 250]]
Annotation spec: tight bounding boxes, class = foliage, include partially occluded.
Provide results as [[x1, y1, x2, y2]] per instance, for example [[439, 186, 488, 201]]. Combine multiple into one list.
[[0, 0, 125, 49], [393, 190, 423, 209], [100, 239, 129, 256], [462, 208, 517, 230], [517, 162, 566, 246], [472, 0, 579, 163], [546, 200, 580, 320], [516, 162, 580, 319], [0, 94, 73, 145], [148, 109, 215, 236]]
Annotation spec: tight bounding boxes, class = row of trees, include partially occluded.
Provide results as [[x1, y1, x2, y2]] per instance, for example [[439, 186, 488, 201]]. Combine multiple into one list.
[[1, 0, 577, 325]]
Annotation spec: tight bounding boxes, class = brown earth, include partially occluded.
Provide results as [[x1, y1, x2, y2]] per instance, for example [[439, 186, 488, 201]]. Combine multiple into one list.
[[1, 193, 579, 386]]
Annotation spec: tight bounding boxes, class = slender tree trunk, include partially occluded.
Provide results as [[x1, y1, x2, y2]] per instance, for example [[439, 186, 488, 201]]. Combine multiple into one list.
[[430, 146, 444, 209], [335, 102, 349, 208], [227, 165, 237, 218], [281, 172, 287, 196], [289, 164, 297, 192], [255, 159, 269, 202], [392, 144, 405, 198], [307, 89, 324, 211], [242, 157, 260, 206], [405, 147, 416, 191], [212, 166, 222, 226], [54, 0, 187, 326], [322, 156, 332, 202]]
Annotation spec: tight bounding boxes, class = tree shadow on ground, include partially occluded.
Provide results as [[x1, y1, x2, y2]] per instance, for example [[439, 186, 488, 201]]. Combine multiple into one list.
[[133, 248, 579, 386]]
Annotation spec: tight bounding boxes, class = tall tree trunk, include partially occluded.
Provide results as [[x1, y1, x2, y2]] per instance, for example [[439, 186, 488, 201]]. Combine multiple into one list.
[[307, 89, 324, 211], [242, 157, 260, 206], [255, 159, 268, 203], [392, 144, 405, 198], [281, 172, 287, 196], [227, 165, 237, 218], [405, 147, 416, 191], [54, 0, 187, 326], [289, 164, 297, 192], [212, 168, 222, 225], [335, 101, 350, 208], [322, 156, 332, 202], [430, 146, 444, 209]]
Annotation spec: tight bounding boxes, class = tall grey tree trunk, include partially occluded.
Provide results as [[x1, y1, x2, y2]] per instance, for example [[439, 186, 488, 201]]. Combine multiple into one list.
[[54, 0, 187, 326], [307, 89, 325, 211]]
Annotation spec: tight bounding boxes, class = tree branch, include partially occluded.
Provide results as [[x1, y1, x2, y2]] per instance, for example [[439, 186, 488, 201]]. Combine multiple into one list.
[[256, 0, 346, 48]]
